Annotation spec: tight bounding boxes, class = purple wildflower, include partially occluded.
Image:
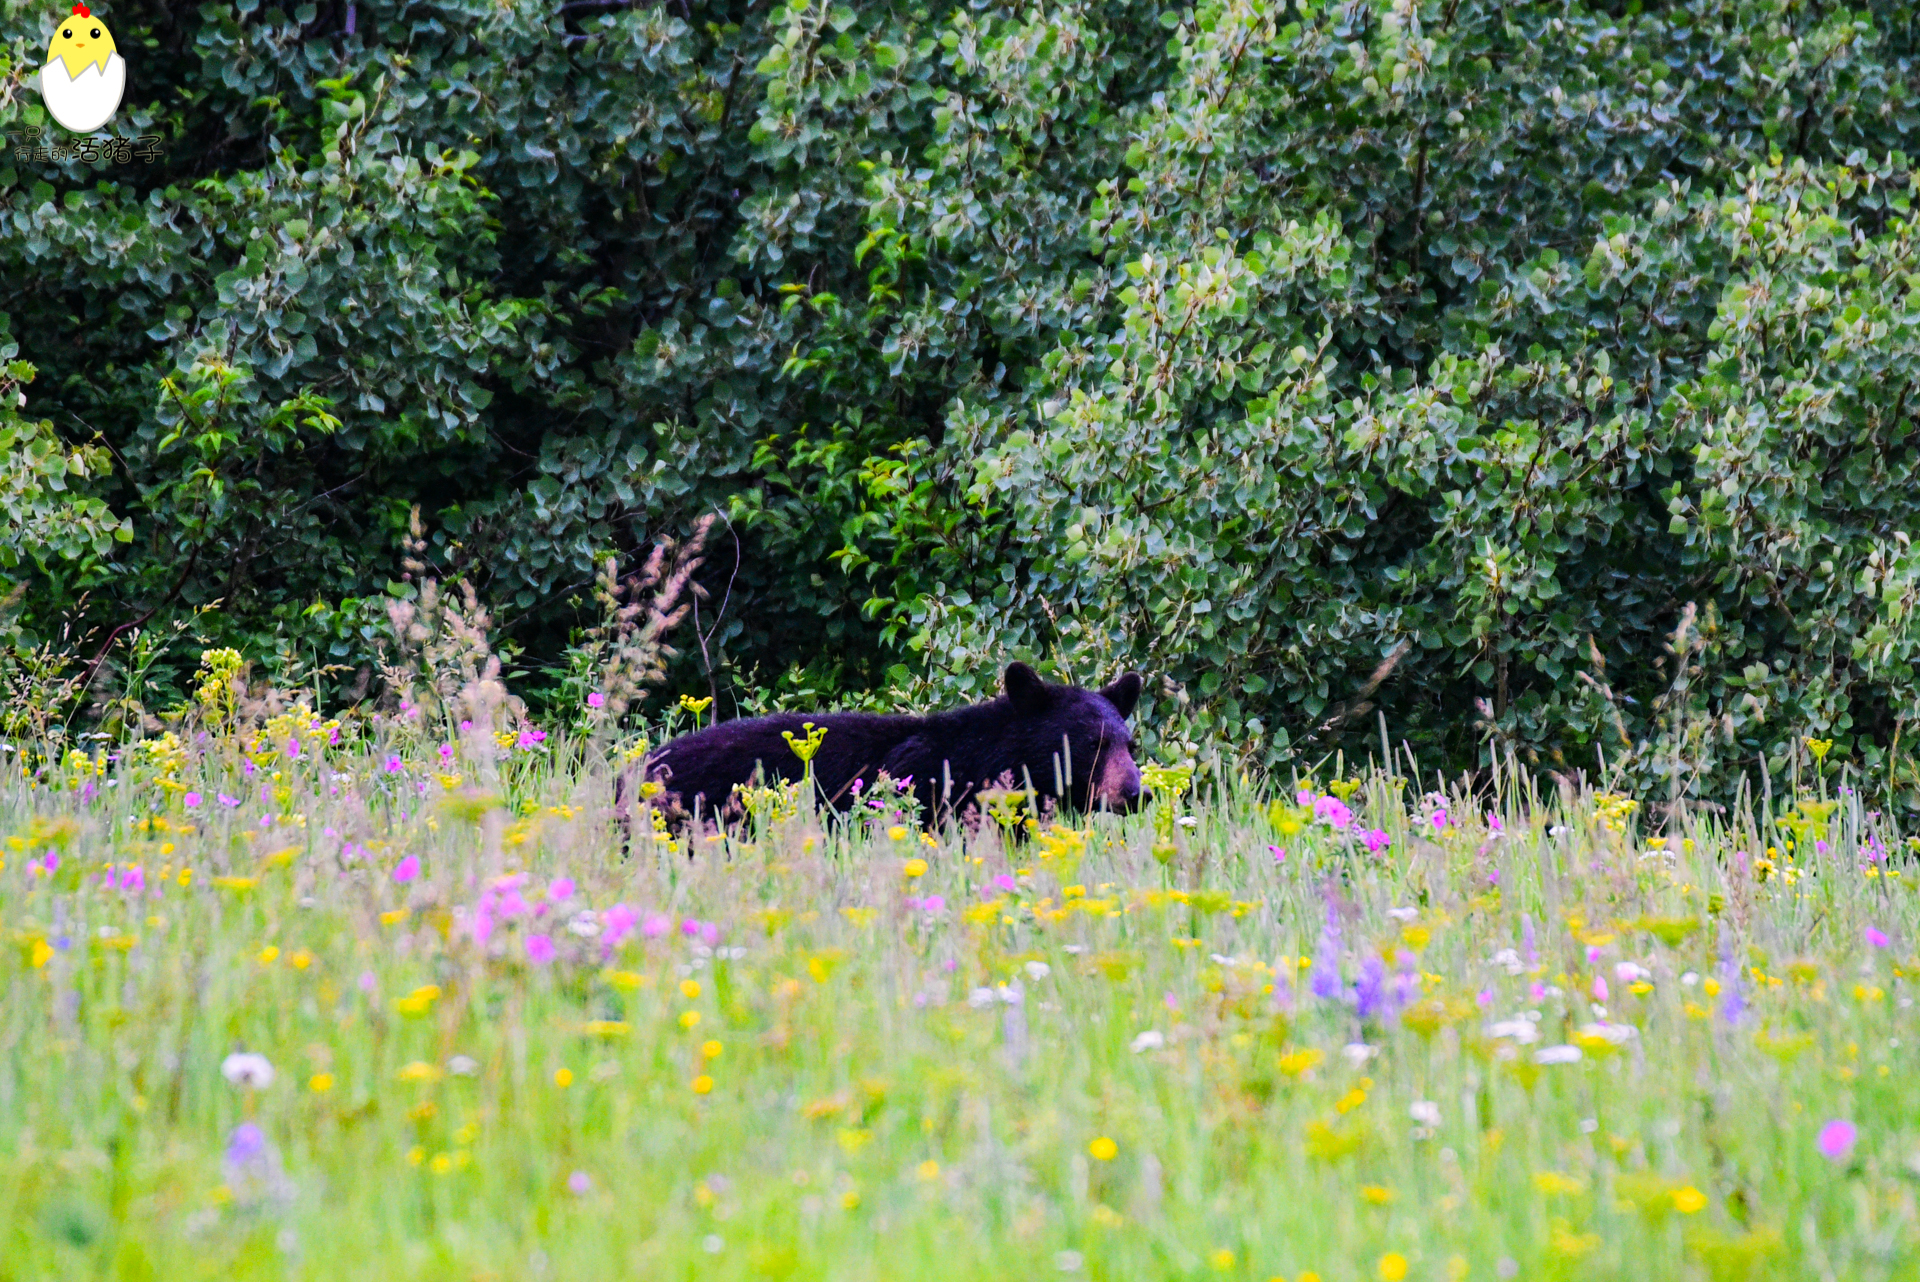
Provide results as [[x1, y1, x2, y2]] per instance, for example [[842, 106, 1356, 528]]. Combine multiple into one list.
[[1866, 927, 1890, 949], [218, 793, 240, 807], [1310, 903, 1345, 1001], [1362, 828, 1392, 854], [642, 913, 670, 939], [184, 792, 202, 809], [1355, 955, 1387, 1020], [384, 755, 403, 773], [525, 934, 556, 965], [225, 1122, 267, 1166], [548, 877, 575, 903], [392, 855, 421, 884]]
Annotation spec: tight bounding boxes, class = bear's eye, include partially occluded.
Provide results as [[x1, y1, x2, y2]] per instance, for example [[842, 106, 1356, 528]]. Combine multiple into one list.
[[90, 27, 101, 37]]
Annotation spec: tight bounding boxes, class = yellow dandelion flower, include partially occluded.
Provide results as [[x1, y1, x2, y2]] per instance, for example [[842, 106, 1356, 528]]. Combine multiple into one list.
[[701, 1039, 723, 1059], [903, 857, 928, 878], [889, 826, 910, 842], [680, 978, 701, 1000], [679, 1010, 702, 1029], [1210, 1248, 1236, 1271], [1378, 1254, 1409, 1282], [554, 1068, 573, 1088], [1088, 1136, 1118, 1161], [917, 1160, 941, 1182], [1672, 1186, 1707, 1213], [1360, 1185, 1394, 1205], [692, 1074, 714, 1095]]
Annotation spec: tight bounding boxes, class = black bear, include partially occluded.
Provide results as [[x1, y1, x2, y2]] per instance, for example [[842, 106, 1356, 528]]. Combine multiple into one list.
[[616, 663, 1144, 840]]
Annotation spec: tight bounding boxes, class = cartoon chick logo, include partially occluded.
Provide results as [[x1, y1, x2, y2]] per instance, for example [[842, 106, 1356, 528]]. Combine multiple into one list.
[[39, 3, 125, 134]]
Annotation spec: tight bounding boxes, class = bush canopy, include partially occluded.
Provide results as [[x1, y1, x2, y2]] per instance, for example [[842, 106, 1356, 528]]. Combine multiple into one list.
[[4, 0, 1920, 809]]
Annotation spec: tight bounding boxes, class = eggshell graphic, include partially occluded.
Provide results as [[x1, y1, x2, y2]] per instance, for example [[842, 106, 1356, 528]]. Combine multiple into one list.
[[40, 53, 125, 133]]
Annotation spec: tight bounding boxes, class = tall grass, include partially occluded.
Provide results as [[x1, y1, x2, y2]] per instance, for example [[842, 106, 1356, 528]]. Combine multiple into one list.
[[0, 702, 1911, 1280]]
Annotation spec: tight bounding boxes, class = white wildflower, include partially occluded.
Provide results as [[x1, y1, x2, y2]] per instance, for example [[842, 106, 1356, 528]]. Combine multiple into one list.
[[220, 1052, 276, 1090]]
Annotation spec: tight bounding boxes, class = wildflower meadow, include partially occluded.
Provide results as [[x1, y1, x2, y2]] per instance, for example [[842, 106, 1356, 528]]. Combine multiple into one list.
[[2, 682, 1914, 1281]]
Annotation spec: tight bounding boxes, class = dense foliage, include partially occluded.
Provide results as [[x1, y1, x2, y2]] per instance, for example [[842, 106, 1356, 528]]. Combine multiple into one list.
[[4, 0, 1920, 805]]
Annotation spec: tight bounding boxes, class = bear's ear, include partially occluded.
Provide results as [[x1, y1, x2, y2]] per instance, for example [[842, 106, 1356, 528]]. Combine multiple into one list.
[[1003, 662, 1050, 714], [1099, 671, 1143, 719]]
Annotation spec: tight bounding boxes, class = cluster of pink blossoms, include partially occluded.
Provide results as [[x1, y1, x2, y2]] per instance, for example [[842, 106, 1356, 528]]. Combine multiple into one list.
[[1294, 787, 1391, 854], [454, 871, 719, 964]]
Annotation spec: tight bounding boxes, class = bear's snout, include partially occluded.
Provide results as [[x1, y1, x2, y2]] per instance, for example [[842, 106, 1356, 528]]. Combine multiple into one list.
[[1091, 749, 1143, 813]]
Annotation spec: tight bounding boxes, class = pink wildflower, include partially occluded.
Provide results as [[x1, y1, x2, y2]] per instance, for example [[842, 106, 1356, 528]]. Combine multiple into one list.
[[392, 855, 421, 884], [184, 792, 202, 809], [1817, 1119, 1857, 1161], [286, 737, 301, 759], [438, 744, 455, 764], [1313, 795, 1353, 830], [1592, 977, 1609, 1002], [1362, 828, 1392, 854], [384, 755, 403, 773], [218, 793, 240, 807], [642, 913, 671, 939], [602, 904, 639, 949], [548, 877, 575, 903], [118, 866, 145, 894], [681, 918, 701, 937], [525, 934, 555, 965], [1296, 787, 1316, 806], [992, 875, 1017, 893], [1268, 845, 1287, 864], [587, 692, 606, 709], [1866, 926, 1890, 948]]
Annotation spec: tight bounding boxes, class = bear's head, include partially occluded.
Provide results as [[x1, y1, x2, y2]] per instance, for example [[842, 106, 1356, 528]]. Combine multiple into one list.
[[1001, 661, 1145, 815]]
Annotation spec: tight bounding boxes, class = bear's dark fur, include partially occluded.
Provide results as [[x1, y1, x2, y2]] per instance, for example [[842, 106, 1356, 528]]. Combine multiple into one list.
[[616, 663, 1144, 840]]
